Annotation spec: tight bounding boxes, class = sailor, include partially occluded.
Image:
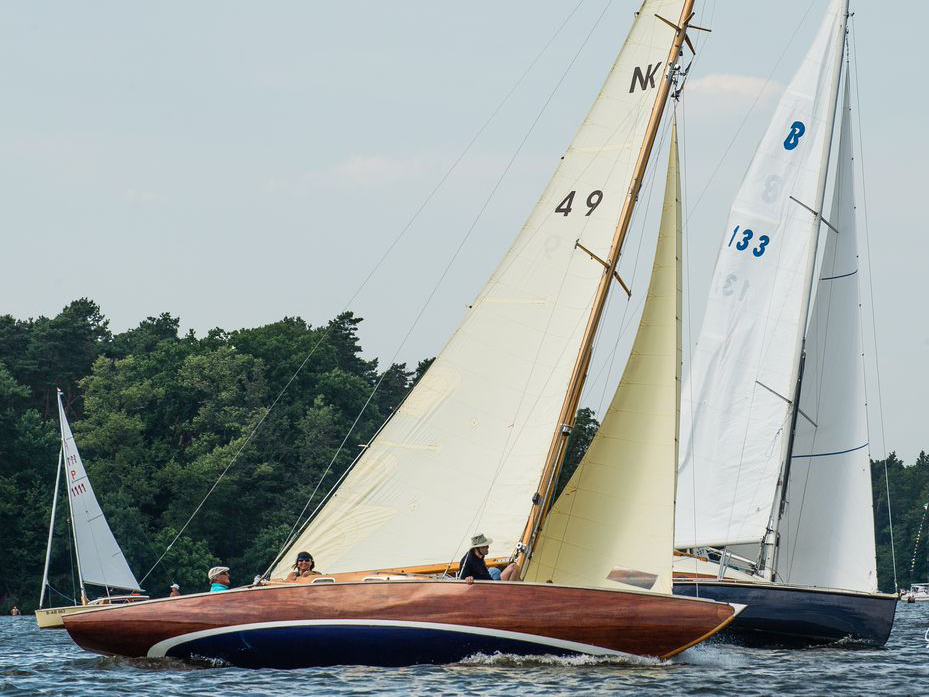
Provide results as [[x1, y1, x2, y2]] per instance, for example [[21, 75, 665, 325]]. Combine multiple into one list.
[[169, 583, 181, 597], [285, 551, 321, 582], [458, 534, 519, 583], [208, 566, 231, 592]]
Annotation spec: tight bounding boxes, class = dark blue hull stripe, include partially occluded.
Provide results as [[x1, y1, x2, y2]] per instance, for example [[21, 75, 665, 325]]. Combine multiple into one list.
[[148, 619, 628, 668]]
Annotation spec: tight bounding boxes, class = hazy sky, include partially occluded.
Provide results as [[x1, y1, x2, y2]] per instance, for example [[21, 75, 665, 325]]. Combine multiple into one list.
[[1, 1, 923, 463]]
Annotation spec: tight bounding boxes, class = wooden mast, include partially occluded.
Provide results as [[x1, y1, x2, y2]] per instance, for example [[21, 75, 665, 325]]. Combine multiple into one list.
[[515, 0, 698, 575]]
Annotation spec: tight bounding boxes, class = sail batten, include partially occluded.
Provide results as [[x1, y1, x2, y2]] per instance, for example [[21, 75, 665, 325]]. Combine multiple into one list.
[[275, 0, 688, 577]]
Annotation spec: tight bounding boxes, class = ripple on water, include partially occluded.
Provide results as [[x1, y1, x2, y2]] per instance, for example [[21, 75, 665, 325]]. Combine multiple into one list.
[[1, 604, 928, 695]]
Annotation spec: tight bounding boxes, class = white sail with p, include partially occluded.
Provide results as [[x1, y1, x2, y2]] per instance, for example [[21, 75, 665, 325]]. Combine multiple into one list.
[[675, 0, 847, 550], [58, 390, 141, 592]]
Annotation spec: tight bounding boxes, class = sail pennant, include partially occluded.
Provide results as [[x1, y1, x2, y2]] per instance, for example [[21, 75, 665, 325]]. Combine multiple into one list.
[[524, 118, 683, 593], [775, 72, 877, 592], [58, 391, 141, 592], [275, 0, 688, 577], [675, 0, 847, 549]]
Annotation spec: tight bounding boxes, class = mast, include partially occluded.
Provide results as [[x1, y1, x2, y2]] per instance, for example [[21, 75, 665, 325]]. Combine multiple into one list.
[[39, 447, 64, 608], [58, 389, 88, 605], [764, 1, 850, 581], [516, 0, 700, 573]]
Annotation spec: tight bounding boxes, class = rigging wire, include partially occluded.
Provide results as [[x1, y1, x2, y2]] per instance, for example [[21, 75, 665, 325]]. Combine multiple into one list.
[[137, 0, 594, 585], [850, 15, 896, 588]]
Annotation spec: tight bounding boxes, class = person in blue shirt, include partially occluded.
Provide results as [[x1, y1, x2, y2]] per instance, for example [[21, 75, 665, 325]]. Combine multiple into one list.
[[208, 566, 231, 592]]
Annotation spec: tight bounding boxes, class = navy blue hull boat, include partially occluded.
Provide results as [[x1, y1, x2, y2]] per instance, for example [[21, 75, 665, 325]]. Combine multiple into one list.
[[673, 580, 897, 647]]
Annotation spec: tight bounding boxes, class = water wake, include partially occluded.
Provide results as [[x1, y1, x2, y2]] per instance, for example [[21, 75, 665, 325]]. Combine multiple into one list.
[[458, 652, 660, 667]]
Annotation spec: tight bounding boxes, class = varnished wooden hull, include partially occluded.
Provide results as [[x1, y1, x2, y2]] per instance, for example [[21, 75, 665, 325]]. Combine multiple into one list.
[[674, 579, 897, 647], [63, 579, 738, 667]]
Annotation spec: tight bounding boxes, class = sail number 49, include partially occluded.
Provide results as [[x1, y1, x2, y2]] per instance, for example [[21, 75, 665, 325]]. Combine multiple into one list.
[[555, 190, 603, 217], [728, 225, 769, 257]]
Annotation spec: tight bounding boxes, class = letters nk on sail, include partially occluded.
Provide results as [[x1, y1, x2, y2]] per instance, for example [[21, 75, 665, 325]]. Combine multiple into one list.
[[275, 0, 688, 577], [675, 0, 847, 550]]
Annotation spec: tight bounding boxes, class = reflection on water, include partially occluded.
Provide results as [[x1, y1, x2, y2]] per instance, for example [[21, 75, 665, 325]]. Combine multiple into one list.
[[1, 604, 926, 696]]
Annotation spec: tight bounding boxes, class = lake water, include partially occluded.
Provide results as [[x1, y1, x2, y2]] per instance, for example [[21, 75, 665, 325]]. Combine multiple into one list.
[[1, 603, 926, 695]]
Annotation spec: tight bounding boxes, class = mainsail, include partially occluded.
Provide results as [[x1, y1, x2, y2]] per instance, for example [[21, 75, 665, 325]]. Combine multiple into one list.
[[276, 0, 688, 576], [525, 119, 682, 594], [675, 0, 847, 550], [58, 390, 141, 592], [775, 72, 877, 592]]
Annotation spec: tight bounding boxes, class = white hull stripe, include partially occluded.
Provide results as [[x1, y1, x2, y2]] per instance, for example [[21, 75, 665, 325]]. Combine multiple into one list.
[[147, 619, 630, 659]]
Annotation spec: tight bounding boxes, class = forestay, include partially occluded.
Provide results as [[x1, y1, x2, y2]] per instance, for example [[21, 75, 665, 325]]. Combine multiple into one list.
[[675, 0, 846, 549], [57, 390, 140, 591], [275, 0, 687, 576], [775, 74, 877, 592], [525, 120, 682, 594]]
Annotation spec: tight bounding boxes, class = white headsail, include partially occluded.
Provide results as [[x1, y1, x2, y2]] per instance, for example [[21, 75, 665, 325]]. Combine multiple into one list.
[[675, 0, 847, 550], [276, 0, 688, 576], [775, 73, 877, 592], [58, 390, 141, 591], [525, 119, 682, 593]]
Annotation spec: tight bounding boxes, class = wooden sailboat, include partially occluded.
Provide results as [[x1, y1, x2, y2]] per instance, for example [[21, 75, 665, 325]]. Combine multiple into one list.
[[36, 389, 148, 628], [672, 0, 897, 646], [64, 0, 742, 665]]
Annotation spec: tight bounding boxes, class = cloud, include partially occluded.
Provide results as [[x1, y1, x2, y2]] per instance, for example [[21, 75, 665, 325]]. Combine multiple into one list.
[[687, 73, 784, 105]]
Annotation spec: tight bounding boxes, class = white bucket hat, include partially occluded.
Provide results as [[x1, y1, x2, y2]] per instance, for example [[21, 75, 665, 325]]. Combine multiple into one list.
[[470, 534, 492, 548]]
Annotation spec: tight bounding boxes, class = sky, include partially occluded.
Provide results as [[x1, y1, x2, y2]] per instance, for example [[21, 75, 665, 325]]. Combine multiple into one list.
[[1, 1, 924, 463]]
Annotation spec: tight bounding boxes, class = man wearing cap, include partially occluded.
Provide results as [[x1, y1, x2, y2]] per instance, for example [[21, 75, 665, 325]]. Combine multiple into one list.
[[169, 583, 181, 597], [208, 566, 231, 592], [458, 534, 519, 583]]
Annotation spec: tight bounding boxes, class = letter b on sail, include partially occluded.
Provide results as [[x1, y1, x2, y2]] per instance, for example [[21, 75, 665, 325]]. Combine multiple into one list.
[[783, 120, 806, 150], [629, 63, 662, 93]]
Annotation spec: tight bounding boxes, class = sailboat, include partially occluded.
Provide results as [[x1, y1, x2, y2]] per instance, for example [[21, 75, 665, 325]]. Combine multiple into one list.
[[35, 389, 147, 628], [62, 0, 742, 666], [672, 0, 897, 645]]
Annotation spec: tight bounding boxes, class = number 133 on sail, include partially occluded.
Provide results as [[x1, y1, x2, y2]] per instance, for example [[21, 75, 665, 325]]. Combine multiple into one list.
[[727, 225, 769, 258]]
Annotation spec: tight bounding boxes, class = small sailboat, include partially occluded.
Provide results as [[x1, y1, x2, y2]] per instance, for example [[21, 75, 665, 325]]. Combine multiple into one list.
[[672, 0, 897, 646], [35, 389, 147, 628], [63, 0, 742, 666]]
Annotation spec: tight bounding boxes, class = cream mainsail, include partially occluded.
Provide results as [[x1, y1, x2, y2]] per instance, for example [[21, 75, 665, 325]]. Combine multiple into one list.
[[524, 120, 681, 593], [275, 0, 688, 576]]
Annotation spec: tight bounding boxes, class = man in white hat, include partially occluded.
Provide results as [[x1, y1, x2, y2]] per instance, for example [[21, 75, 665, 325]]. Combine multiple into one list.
[[208, 566, 231, 592], [458, 534, 519, 583], [169, 583, 181, 597]]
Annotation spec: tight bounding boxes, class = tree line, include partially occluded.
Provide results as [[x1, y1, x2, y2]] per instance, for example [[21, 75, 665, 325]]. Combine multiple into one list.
[[0, 300, 924, 612]]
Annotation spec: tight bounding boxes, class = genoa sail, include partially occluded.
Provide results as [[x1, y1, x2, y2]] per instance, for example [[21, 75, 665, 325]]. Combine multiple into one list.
[[775, 72, 877, 592], [57, 390, 141, 592], [524, 118, 682, 594], [675, 0, 848, 550], [275, 0, 688, 576]]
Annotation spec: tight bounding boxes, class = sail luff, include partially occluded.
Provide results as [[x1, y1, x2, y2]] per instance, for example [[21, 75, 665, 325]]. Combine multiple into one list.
[[517, 0, 696, 573], [524, 116, 683, 592], [59, 393, 87, 604], [39, 447, 64, 608]]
